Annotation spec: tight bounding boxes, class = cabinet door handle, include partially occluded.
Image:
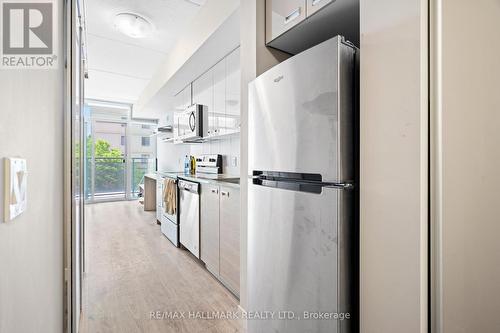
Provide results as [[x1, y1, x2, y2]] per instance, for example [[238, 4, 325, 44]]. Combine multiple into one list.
[[211, 188, 219, 194], [284, 7, 301, 24], [312, 0, 326, 6], [221, 191, 229, 197]]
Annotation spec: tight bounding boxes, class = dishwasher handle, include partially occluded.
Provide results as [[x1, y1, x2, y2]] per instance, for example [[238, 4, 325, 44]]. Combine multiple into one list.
[[179, 180, 199, 194]]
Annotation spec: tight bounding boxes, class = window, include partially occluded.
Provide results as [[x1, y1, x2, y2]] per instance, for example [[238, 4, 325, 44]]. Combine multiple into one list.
[[120, 136, 125, 146], [141, 136, 150, 147]]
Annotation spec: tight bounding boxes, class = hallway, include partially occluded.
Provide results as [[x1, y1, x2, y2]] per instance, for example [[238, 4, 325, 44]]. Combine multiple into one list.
[[80, 201, 243, 333]]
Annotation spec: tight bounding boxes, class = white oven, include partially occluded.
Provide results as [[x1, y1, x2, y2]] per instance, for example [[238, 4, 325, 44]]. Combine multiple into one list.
[[158, 174, 180, 247], [174, 104, 208, 142]]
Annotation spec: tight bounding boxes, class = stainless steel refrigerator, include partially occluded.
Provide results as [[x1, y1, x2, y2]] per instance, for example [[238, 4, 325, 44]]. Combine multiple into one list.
[[248, 36, 357, 333]]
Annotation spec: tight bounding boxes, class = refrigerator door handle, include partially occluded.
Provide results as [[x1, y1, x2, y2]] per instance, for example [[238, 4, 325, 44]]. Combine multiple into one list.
[[250, 174, 354, 193], [322, 182, 354, 190]]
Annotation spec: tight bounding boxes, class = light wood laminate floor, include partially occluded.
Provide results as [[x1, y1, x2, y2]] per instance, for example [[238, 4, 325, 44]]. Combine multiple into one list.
[[80, 201, 244, 333]]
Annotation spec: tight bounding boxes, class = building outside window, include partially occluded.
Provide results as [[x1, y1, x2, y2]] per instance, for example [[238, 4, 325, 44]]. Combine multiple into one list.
[[84, 100, 157, 201]]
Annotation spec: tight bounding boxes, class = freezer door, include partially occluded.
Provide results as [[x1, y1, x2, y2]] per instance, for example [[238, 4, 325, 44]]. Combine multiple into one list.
[[248, 36, 355, 183], [247, 183, 353, 333]]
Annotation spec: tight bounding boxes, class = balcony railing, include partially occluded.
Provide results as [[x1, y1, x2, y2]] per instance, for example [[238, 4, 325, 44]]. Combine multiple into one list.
[[85, 157, 155, 201], [131, 158, 154, 198]]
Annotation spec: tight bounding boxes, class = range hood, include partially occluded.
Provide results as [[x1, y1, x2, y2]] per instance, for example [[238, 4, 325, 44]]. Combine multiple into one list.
[[157, 125, 173, 132]]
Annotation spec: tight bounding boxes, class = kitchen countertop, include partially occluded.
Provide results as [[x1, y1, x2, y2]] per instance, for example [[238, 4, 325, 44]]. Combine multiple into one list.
[[157, 171, 184, 179], [144, 173, 158, 180], [156, 171, 240, 188]]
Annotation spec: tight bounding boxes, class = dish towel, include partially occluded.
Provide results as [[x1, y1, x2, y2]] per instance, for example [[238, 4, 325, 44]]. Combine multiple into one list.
[[163, 179, 177, 215]]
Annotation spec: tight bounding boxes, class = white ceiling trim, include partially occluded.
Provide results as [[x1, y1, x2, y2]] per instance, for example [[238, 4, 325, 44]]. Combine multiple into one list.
[[86, 68, 151, 81]]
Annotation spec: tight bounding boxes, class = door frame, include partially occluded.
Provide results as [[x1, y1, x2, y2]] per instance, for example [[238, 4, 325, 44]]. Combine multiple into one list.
[[63, 0, 72, 330], [64, 0, 86, 332]]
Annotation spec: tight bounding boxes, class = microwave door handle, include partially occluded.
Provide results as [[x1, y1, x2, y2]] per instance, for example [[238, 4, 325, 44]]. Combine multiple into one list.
[[189, 112, 196, 132]]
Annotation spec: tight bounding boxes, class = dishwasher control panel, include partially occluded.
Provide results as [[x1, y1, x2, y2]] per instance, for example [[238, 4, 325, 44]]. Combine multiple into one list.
[[179, 180, 199, 193]]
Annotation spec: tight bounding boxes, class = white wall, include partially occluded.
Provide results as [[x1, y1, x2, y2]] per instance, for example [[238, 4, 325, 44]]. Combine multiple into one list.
[[0, 3, 64, 333], [432, 1, 500, 332], [157, 138, 190, 172], [360, 0, 428, 332]]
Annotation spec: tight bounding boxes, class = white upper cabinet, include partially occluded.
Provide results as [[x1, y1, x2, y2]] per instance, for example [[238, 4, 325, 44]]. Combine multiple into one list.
[[213, 57, 226, 136], [174, 84, 191, 112], [225, 48, 240, 135], [171, 85, 191, 141], [172, 47, 241, 141], [266, 0, 307, 44], [265, 0, 360, 54], [193, 68, 214, 112], [193, 68, 214, 135]]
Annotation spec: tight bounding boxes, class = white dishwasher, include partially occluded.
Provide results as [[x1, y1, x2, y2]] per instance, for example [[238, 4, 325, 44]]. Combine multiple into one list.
[[179, 179, 200, 258]]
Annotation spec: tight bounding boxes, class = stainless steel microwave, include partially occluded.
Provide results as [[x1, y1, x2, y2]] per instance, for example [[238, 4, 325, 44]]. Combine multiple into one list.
[[174, 104, 208, 142]]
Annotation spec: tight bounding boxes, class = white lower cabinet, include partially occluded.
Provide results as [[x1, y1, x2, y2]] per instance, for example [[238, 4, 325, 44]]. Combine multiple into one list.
[[219, 186, 240, 296], [201, 184, 220, 275], [200, 183, 240, 297]]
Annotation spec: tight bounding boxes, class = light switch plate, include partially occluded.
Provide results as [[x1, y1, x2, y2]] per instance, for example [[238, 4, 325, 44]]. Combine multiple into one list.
[[231, 156, 238, 167], [4, 157, 27, 222]]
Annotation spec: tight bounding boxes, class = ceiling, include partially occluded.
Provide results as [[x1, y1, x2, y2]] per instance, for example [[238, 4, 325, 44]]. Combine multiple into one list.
[[84, 0, 206, 104]]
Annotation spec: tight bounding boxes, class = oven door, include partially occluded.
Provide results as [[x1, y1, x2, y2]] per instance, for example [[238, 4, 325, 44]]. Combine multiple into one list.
[[161, 216, 179, 247], [163, 208, 177, 225]]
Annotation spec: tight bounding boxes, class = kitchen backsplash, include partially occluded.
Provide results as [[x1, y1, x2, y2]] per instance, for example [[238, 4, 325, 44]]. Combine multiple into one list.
[[157, 135, 240, 176], [189, 135, 240, 176], [157, 138, 190, 172]]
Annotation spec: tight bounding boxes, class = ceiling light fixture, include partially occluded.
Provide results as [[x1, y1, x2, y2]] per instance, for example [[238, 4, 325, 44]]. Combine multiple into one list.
[[113, 13, 153, 39]]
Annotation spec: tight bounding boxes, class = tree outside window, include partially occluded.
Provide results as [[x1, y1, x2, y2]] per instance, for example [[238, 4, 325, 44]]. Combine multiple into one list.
[[84, 136, 124, 195]]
